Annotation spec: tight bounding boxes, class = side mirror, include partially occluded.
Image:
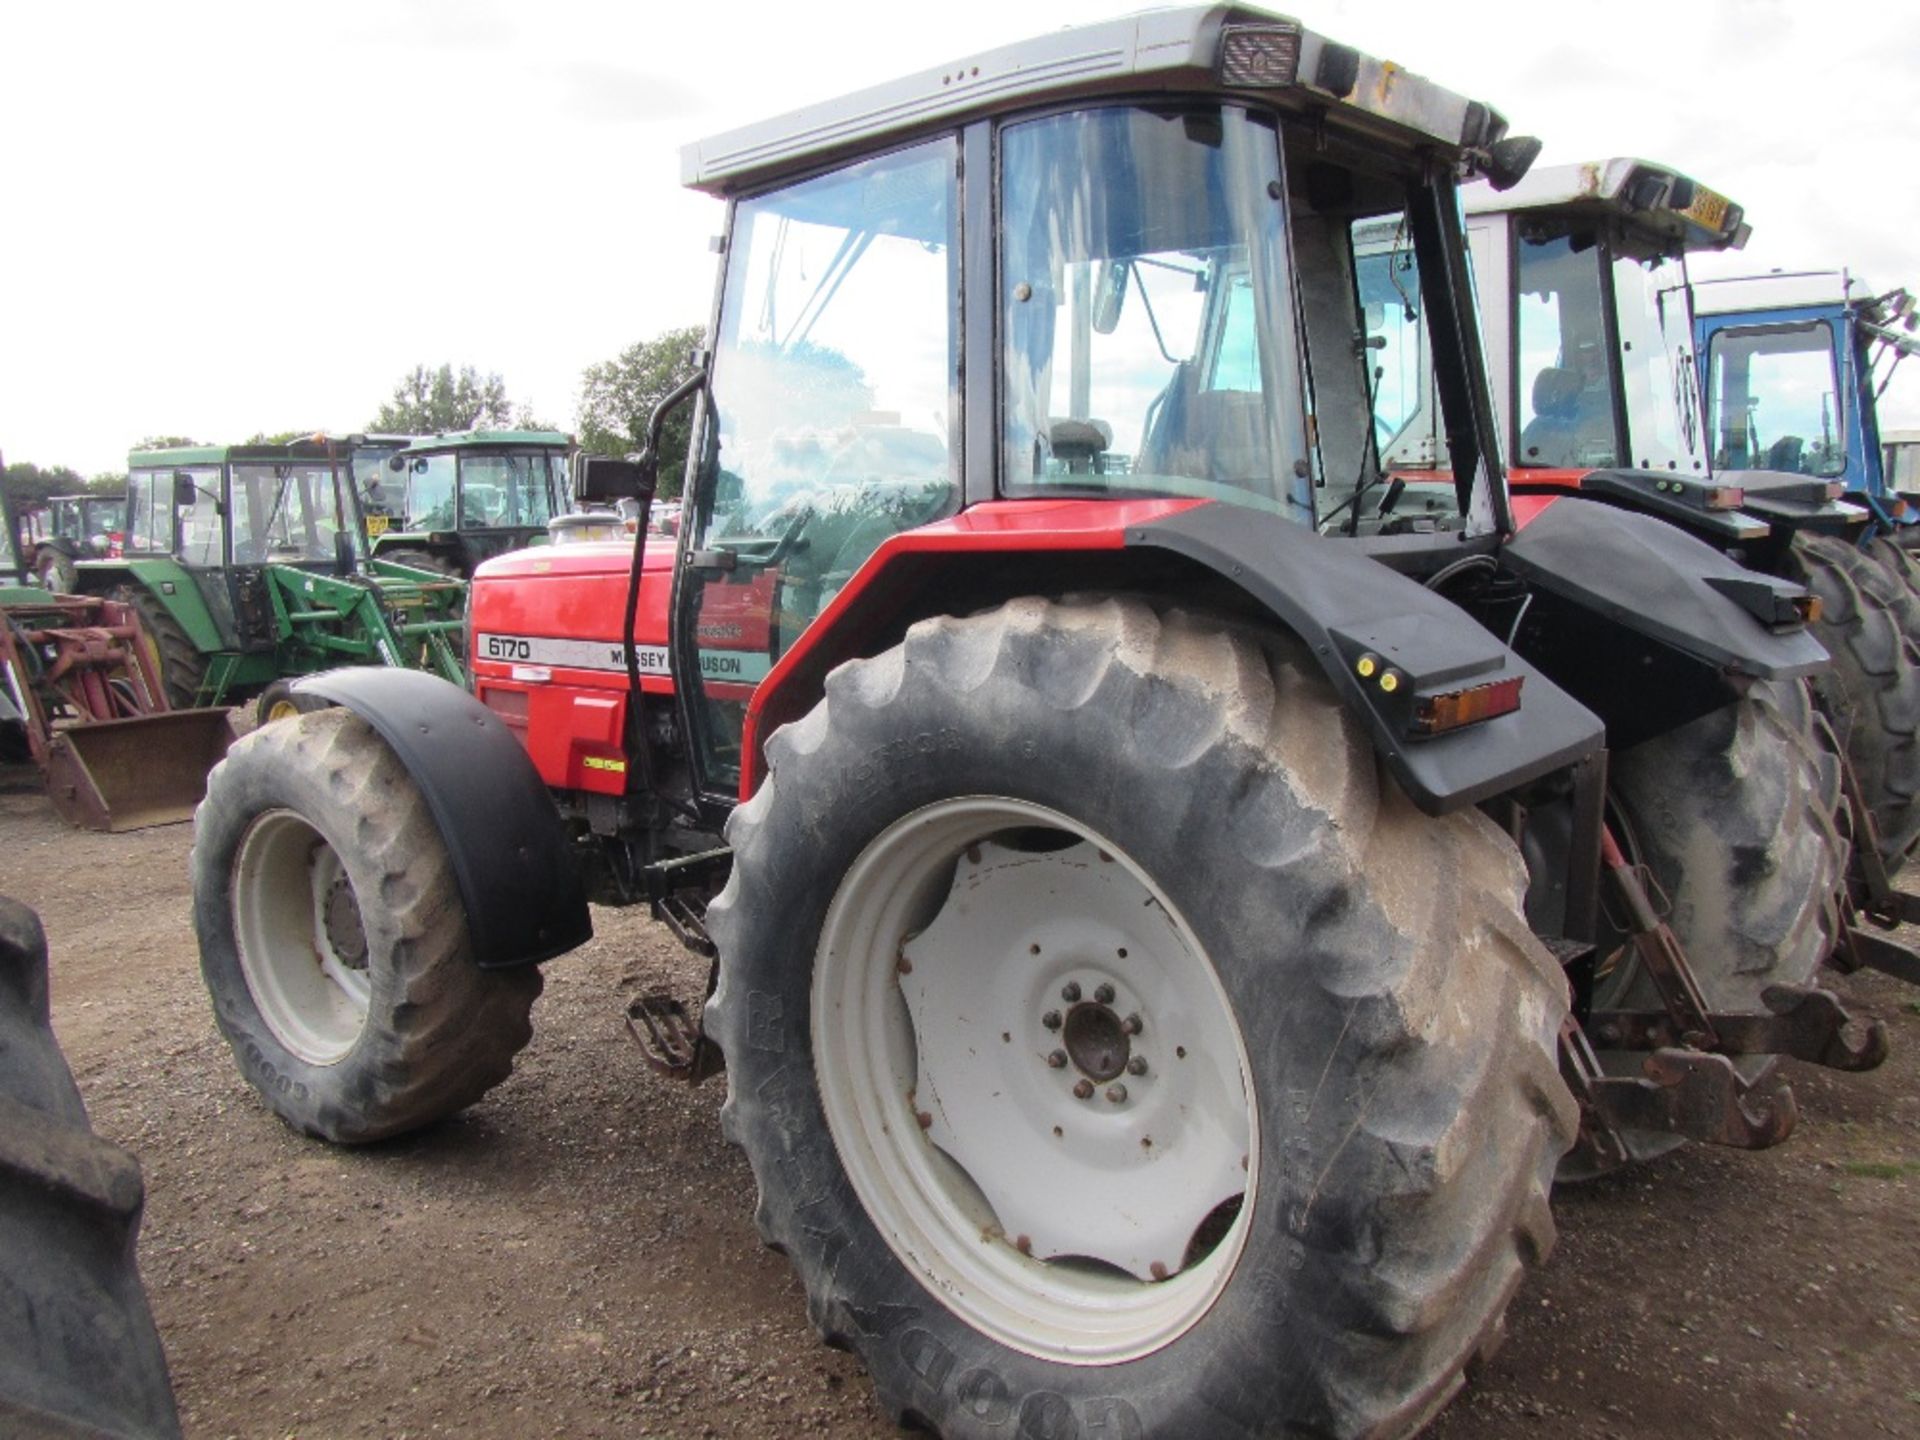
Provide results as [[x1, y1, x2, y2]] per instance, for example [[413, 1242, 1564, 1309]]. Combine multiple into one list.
[[172, 472, 197, 507], [1091, 260, 1131, 335], [1483, 135, 1543, 193], [575, 456, 656, 506], [388, 454, 407, 472]]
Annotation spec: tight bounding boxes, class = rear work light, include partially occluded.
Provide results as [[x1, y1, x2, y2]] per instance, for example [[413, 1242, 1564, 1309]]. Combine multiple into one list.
[[1218, 24, 1302, 87], [1412, 675, 1524, 736], [1703, 485, 1744, 510]]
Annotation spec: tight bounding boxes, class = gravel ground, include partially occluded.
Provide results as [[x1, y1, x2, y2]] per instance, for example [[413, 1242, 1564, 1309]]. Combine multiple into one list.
[[3, 761, 1916, 1439]]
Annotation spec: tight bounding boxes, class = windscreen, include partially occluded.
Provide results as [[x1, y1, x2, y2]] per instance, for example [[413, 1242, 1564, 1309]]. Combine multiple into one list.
[[684, 135, 959, 789], [229, 463, 343, 563], [1706, 322, 1846, 477], [459, 451, 561, 527], [405, 454, 459, 529]]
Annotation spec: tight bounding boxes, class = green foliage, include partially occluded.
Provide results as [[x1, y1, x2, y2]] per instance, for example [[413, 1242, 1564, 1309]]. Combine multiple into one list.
[[135, 434, 206, 450], [372, 364, 513, 435], [244, 430, 313, 446], [3, 459, 87, 511], [577, 326, 705, 499], [86, 472, 128, 497]]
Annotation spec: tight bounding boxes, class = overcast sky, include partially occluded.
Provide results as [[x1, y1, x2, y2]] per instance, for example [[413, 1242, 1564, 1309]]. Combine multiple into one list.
[[4, 0, 1916, 477]]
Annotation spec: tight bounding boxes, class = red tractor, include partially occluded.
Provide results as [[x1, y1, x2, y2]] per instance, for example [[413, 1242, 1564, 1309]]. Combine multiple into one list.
[[190, 8, 1897, 1435]]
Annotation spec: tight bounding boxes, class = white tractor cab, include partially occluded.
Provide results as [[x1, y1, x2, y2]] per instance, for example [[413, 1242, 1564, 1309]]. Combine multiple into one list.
[[1355, 160, 1920, 877], [1358, 158, 1865, 555], [190, 10, 1905, 1438]]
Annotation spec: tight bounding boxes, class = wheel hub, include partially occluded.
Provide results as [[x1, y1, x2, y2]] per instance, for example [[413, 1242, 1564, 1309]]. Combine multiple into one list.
[[1061, 1000, 1129, 1082], [897, 833, 1249, 1284], [322, 875, 369, 970]]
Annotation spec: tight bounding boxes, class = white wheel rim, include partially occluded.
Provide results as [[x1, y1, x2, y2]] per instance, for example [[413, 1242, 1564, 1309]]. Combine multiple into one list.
[[231, 809, 373, 1065], [812, 797, 1257, 1365]]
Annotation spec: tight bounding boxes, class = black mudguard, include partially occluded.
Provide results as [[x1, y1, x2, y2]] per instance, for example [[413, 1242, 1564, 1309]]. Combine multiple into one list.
[[1502, 501, 1828, 676], [296, 668, 592, 968], [1129, 506, 1603, 815]]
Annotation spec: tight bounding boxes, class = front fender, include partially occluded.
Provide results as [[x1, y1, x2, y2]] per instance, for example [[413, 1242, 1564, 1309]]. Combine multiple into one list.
[[295, 667, 591, 968]]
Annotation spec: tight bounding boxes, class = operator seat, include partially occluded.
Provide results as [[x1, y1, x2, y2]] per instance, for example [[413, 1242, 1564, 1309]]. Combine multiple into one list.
[[1519, 366, 1586, 465]]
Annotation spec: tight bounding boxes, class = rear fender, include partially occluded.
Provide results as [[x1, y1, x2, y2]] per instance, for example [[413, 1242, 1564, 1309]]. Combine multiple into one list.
[[1499, 499, 1829, 748], [295, 668, 592, 968], [740, 500, 1604, 816]]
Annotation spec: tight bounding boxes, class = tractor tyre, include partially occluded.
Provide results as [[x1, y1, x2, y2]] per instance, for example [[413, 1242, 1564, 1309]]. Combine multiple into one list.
[[110, 584, 207, 712], [0, 896, 182, 1438], [1785, 532, 1920, 869], [33, 545, 77, 595], [1579, 679, 1847, 1172], [253, 679, 332, 728], [191, 706, 541, 1143], [1861, 534, 1920, 637], [705, 595, 1577, 1440]]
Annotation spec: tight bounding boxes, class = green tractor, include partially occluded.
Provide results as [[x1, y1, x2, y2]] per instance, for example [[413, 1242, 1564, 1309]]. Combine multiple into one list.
[[70, 439, 466, 717], [363, 429, 572, 578]]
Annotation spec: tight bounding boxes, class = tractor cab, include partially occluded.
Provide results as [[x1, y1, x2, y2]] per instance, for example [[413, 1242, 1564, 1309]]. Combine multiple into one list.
[[1354, 159, 1867, 555], [22, 492, 127, 591], [372, 429, 572, 576], [1693, 271, 1920, 525], [112, 442, 363, 654], [71, 439, 465, 708], [673, 9, 1525, 800]]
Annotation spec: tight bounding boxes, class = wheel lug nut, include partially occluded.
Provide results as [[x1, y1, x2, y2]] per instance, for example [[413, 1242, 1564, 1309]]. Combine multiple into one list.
[[1047, 1050, 1068, 1069], [1094, 982, 1115, 1005], [1106, 1084, 1128, 1104], [1061, 982, 1081, 1003], [1127, 1056, 1147, 1076], [1072, 1079, 1094, 1100], [1122, 1013, 1142, 1035], [1042, 1010, 1062, 1031]]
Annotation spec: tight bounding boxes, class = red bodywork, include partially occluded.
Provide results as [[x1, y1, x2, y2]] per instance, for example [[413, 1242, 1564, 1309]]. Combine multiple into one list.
[[467, 498, 1203, 800], [468, 539, 676, 797]]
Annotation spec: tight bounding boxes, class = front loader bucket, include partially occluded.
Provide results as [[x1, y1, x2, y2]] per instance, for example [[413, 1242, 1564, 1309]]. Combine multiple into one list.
[[43, 709, 235, 832]]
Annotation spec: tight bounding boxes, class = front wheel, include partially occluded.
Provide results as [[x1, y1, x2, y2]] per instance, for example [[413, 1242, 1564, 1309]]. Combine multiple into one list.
[[706, 596, 1577, 1439], [191, 707, 540, 1142]]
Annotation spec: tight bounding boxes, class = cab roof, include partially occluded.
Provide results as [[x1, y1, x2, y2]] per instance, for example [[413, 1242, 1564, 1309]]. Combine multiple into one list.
[[395, 429, 573, 456], [129, 441, 346, 468], [683, 4, 1512, 195], [1464, 158, 1749, 254]]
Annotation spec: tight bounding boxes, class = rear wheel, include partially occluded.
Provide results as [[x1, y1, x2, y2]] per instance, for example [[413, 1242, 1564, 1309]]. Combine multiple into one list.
[[191, 707, 540, 1142], [707, 596, 1576, 1439], [110, 584, 207, 711], [1787, 532, 1920, 869], [1577, 680, 1846, 1170], [0, 897, 181, 1437]]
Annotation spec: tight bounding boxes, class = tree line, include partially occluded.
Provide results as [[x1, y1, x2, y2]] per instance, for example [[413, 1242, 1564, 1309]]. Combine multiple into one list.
[[4, 331, 707, 523]]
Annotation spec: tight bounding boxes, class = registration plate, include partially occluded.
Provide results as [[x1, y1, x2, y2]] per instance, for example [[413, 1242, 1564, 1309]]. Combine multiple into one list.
[[1680, 186, 1730, 234]]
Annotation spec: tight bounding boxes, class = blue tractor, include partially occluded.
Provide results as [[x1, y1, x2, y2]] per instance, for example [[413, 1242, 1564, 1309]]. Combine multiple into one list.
[[1693, 271, 1920, 537]]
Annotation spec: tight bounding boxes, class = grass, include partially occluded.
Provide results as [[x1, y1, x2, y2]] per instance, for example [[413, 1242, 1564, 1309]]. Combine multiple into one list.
[[1841, 1159, 1920, 1180]]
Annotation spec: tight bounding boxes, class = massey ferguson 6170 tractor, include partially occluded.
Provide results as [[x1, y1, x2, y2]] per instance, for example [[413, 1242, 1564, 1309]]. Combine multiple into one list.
[[191, 9, 1898, 1436]]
